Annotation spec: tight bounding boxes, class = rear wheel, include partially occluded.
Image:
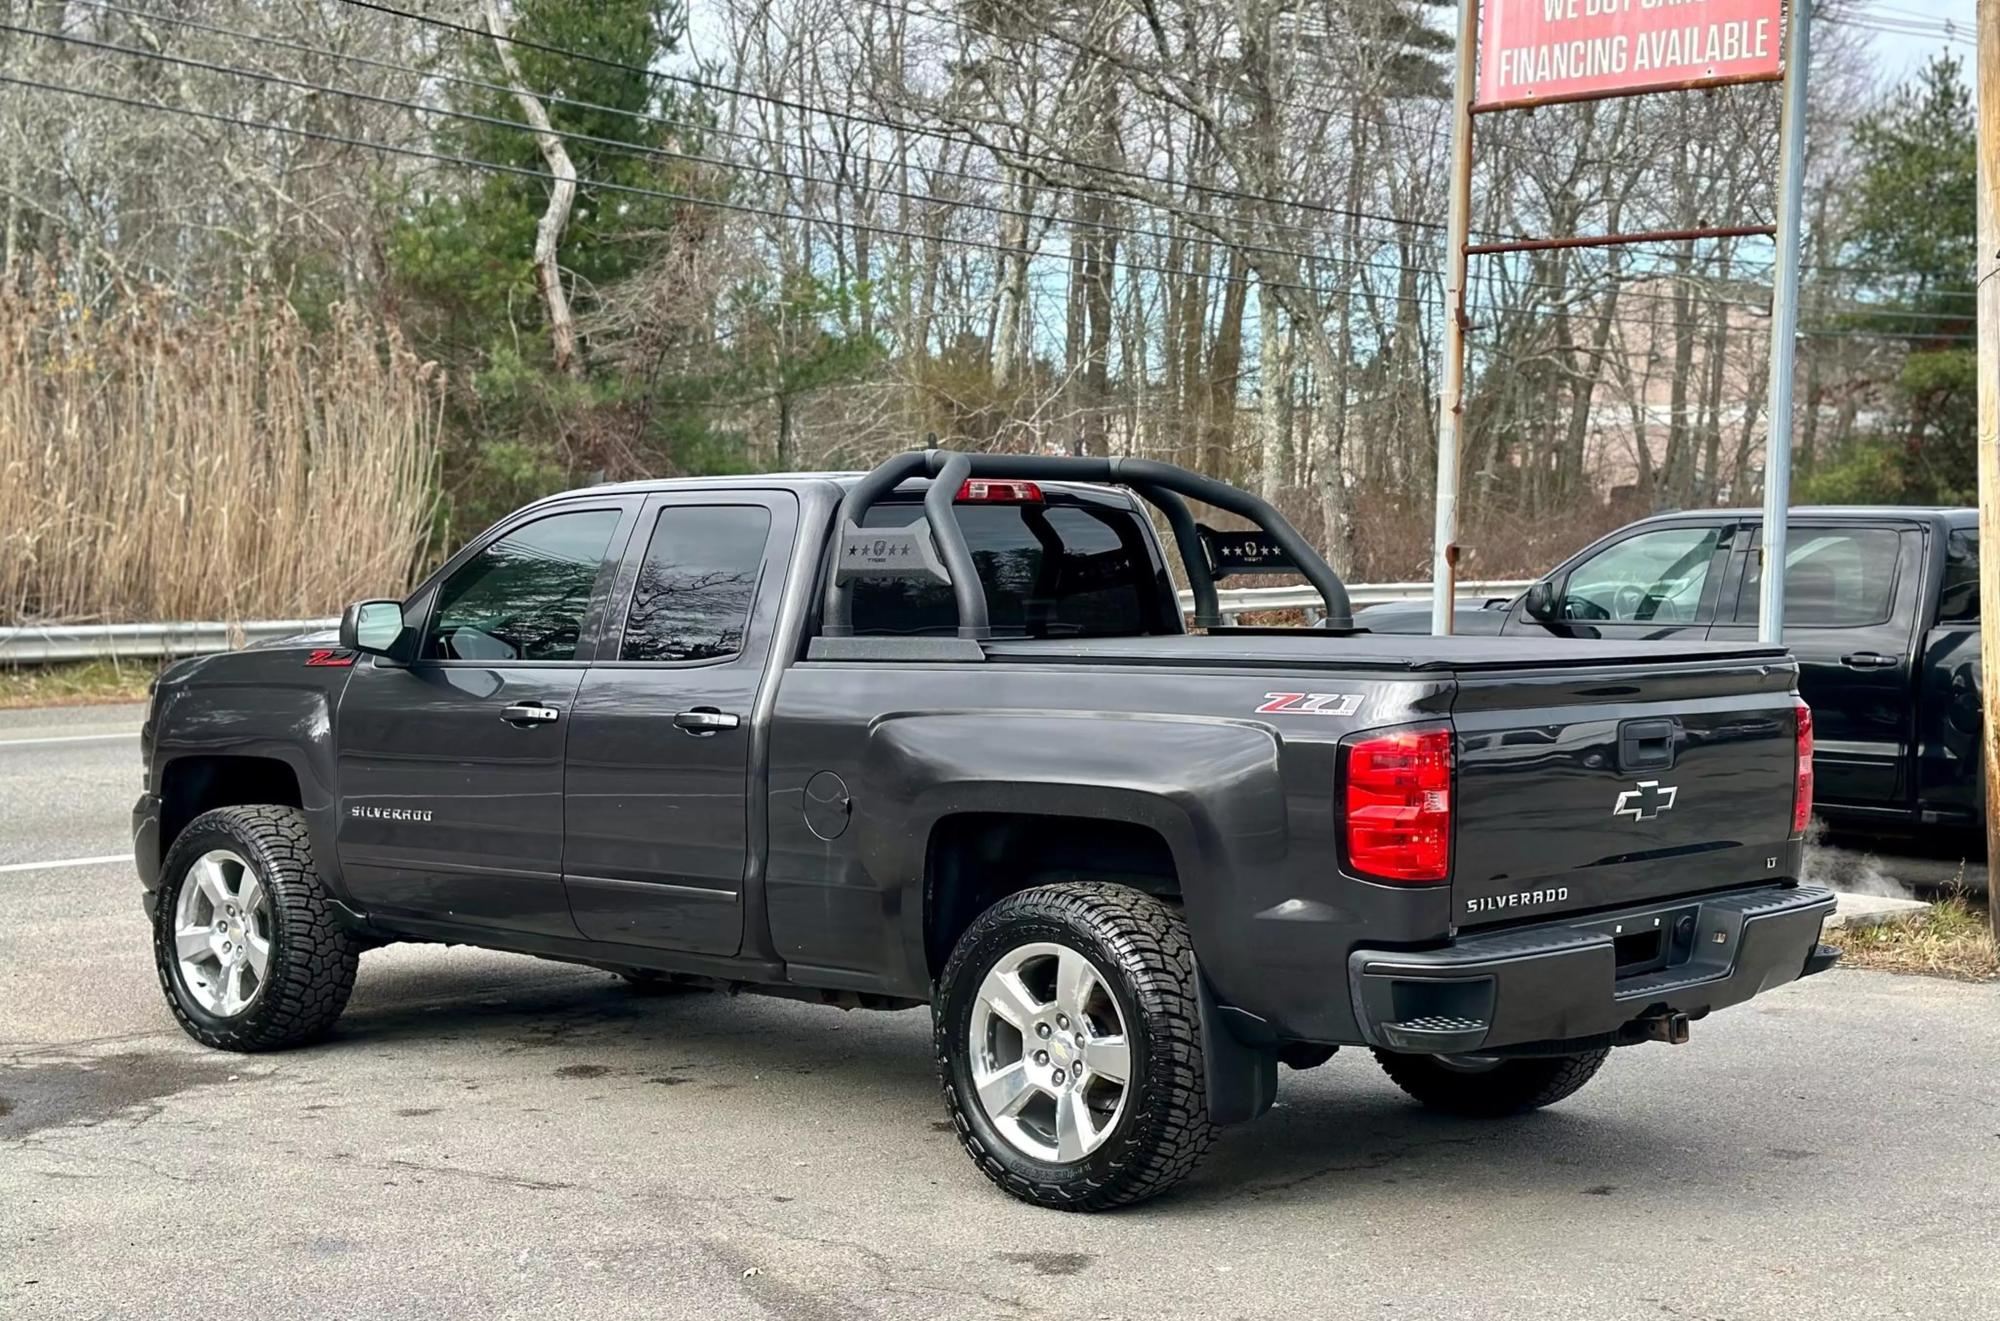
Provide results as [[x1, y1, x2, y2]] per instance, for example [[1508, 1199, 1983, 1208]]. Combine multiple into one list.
[[152, 806, 359, 1052], [1372, 1047, 1610, 1117], [935, 882, 1217, 1211]]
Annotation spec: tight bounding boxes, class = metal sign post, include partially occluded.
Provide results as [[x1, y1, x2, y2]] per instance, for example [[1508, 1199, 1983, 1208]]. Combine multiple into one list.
[[1429, 0, 1791, 637], [1977, 0, 2000, 942], [1758, 0, 1812, 643]]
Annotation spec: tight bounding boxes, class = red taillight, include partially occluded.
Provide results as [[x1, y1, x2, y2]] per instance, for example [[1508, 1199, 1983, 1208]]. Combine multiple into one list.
[[1344, 725, 1453, 883], [955, 478, 1043, 503], [1793, 702, 1814, 836]]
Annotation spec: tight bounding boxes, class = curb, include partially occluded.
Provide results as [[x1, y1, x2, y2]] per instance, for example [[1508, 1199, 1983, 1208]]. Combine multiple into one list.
[[1823, 891, 1932, 931]]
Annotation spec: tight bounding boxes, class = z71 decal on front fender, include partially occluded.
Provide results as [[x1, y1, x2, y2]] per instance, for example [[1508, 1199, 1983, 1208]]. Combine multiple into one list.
[[304, 649, 356, 668], [1255, 692, 1362, 716]]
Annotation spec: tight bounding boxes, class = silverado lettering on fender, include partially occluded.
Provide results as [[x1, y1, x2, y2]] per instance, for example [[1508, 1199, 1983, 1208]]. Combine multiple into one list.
[[133, 450, 1837, 1211]]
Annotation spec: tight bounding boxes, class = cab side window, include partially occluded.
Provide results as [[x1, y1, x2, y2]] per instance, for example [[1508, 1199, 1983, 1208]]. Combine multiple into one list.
[[618, 505, 771, 662], [1737, 529, 1901, 628], [423, 509, 622, 662], [1561, 526, 1722, 623]]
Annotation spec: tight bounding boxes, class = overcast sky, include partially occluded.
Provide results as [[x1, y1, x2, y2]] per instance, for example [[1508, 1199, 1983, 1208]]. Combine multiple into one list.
[[1856, 1, 1975, 83]]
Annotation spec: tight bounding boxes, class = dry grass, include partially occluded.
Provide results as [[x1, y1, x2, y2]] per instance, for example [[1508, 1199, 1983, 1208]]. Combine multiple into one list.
[[1827, 893, 1999, 983], [0, 267, 443, 625], [0, 659, 158, 709]]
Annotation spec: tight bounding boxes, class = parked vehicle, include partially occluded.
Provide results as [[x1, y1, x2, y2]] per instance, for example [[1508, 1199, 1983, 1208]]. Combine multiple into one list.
[[1357, 507, 1983, 835], [134, 451, 1835, 1210]]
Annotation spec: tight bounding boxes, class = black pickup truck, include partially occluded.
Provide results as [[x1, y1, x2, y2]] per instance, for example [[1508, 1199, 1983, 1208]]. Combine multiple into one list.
[[134, 451, 1836, 1210], [1359, 507, 1983, 835]]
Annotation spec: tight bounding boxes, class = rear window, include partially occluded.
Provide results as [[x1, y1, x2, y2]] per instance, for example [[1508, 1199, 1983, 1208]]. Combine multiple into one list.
[[1738, 528, 1900, 627], [848, 501, 1174, 638]]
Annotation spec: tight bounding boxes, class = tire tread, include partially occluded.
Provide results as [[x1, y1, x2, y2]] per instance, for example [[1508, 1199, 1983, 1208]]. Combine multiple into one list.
[[153, 805, 359, 1052], [934, 881, 1218, 1211], [1371, 1046, 1610, 1117]]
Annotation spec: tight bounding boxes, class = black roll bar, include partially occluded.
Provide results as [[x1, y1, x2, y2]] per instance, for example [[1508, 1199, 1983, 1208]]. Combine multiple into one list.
[[821, 449, 1353, 639]]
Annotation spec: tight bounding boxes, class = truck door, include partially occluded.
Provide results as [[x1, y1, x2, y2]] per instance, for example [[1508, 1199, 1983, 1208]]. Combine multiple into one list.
[[561, 492, 797, 956], [335, 500, 637, 937], [1504, 520, 1733, 641], [1708, 522, 1921, 811]]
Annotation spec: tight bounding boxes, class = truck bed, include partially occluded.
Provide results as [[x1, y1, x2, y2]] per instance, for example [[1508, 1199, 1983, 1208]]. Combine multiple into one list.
[[982, 632, 1792, 673]]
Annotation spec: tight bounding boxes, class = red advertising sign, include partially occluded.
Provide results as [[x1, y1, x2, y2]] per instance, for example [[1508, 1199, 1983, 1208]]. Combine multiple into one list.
[[1477, 0, 1786, 110]]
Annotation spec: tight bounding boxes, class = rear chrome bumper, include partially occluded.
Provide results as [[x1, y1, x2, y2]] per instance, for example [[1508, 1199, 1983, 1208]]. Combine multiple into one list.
[[1349, 884, 1838, 1055]]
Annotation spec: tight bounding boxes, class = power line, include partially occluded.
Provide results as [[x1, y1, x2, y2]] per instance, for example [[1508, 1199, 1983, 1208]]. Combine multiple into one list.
[[8, 17, 1967, 342], [5, 59, 1960, 356], [339, 0, 1957, 306], [8, 44, 1954, 334], [76, 0, 1947, 299], [1827, 7, 1975, 48], [77, 0, 1457, 258], [7, 18, 1444, 284], [0, 68, 1457, 308], [44, 6, 1815, 315], [58, 1, 1061, 217], [333, 0, 1474, 238]]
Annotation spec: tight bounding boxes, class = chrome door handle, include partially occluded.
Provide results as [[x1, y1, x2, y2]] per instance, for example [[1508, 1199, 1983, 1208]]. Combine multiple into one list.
[[1840, 652, 1898, 670], [501, 703, 562, 725], [673, 708, 741, 735]]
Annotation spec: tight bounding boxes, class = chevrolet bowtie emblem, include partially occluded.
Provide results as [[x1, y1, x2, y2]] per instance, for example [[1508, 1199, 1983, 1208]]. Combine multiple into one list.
[[1613, 779, 1679, 822]]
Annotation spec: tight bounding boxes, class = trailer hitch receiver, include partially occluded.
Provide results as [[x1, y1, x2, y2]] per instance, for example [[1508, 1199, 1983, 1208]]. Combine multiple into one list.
[[1623, 1010, 1692, 1046]]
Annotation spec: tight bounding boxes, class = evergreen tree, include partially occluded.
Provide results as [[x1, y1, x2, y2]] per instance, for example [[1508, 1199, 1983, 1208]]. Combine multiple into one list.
[[1810, 55, 1977, 503]]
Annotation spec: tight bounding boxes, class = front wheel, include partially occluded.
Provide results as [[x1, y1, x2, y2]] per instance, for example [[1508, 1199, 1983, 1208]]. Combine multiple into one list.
[[152, 805, 359, 1052], [1372, 1047, 1610, 1117], [934, 883, 1218, 1211]]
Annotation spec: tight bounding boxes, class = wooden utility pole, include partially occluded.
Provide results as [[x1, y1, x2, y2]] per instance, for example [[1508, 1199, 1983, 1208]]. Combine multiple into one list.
[[1978, 0, 2000, 941], [1429, 0, 1478, 637]]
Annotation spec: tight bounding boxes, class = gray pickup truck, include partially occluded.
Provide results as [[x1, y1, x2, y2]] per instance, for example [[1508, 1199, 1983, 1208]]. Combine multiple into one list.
[[134, 450, 1836, 1209]]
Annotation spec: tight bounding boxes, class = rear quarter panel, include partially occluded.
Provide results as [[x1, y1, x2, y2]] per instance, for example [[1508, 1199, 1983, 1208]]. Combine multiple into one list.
[[765, 660, 1455, 1039]]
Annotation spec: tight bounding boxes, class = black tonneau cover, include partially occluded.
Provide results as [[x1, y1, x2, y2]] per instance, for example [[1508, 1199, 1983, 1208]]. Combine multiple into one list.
[[982, 633, 1792, 674]]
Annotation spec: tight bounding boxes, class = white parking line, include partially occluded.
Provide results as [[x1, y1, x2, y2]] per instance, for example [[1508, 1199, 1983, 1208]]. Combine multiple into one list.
[[0, 853, 129, 874], [0, 732, 137, 747]]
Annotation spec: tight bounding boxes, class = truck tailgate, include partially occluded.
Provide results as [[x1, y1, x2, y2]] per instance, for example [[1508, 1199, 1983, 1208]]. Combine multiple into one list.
[[1449, 653, 1802, 929]]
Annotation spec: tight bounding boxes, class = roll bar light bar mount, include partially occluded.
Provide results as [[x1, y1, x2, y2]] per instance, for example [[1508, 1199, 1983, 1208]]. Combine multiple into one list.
[[820, 448, 1355, 640]]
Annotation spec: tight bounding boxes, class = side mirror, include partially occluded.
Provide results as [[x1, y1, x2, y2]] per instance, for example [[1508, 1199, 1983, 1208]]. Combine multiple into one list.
[[1523, 579, 1560, 622], [339, 600, 409, 661]]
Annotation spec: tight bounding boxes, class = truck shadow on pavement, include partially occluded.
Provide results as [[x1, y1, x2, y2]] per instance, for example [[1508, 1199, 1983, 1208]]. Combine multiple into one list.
[[321, 954, 1705, 1215], [1181, 1088, 1683, 1210]]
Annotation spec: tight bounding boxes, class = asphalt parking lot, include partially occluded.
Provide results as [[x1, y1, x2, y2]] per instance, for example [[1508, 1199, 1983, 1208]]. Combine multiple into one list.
[[3, 703, 1998, 1319]]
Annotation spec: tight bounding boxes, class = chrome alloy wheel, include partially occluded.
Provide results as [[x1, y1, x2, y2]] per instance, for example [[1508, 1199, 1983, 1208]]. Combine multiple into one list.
[[172, 849, 273, 1017], [968, 941, 1132, 1163]]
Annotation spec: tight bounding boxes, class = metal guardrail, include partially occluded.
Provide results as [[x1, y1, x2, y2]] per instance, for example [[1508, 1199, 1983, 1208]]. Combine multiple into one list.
[[0, 618, 340, 665], [0, 580, 1534, 664], [1180, 580, 1532, 624]]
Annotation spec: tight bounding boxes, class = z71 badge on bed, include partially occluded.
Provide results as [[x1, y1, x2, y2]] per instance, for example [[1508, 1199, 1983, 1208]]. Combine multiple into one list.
[[1254, 692, 1362, 716]]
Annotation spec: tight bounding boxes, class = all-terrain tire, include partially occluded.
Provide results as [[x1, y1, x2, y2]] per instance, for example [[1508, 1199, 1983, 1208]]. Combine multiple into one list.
[[1372, 1047, 1610, 1117], [934, 882, 1218, 1211], [152, 805, 360, 1051]]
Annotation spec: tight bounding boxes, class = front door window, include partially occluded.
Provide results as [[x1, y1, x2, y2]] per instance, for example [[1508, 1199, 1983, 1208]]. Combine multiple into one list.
[[1561, 526, 1722, 624], [424, 509, 623, 661]]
